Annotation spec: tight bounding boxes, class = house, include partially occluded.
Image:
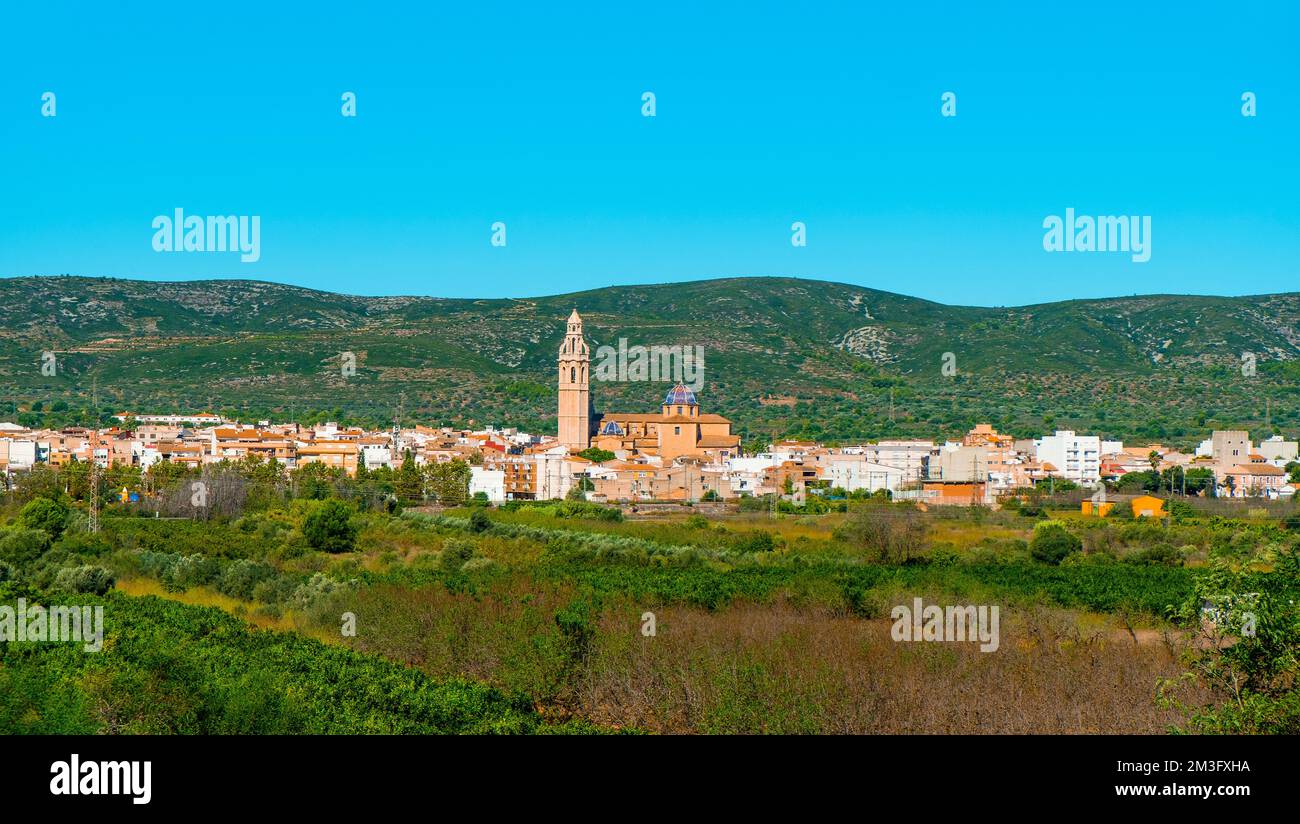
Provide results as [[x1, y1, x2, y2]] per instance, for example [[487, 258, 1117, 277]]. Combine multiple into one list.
[[1221, 463, 1287, 498]]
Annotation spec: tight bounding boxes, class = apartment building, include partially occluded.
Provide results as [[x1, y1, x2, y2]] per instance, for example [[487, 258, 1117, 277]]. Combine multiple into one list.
[[1033, 430, 1101, 484]]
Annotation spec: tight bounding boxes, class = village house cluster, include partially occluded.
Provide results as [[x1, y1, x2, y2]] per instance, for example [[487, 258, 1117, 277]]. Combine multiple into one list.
[[1, 312, 1295, 506]]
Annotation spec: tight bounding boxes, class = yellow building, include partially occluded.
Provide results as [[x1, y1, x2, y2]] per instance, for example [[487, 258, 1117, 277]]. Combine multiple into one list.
[[1080, 500, 1115, 516], [1130, 495, 1166, 518]]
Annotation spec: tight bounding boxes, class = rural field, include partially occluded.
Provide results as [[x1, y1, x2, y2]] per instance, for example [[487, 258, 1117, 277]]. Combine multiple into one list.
[[4, 460, 1296, 735]]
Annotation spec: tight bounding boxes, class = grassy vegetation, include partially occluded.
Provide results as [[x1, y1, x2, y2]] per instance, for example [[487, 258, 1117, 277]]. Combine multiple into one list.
[[4, 462, 1297, 733]]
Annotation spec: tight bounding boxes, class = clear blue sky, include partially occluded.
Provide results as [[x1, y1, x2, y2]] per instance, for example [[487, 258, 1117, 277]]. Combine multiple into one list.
[[1, 1, 1295, 306]]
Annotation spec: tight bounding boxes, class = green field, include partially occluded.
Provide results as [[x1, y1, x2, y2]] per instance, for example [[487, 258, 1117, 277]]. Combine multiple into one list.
[[3, 462, 1297, 734]]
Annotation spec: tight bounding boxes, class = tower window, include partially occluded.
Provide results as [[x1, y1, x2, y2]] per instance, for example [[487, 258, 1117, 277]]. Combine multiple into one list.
[[570, 367, 575, 383]]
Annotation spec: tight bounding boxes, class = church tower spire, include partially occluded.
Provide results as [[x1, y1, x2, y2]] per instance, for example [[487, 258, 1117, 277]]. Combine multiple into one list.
[[558, 309, 591, 451]]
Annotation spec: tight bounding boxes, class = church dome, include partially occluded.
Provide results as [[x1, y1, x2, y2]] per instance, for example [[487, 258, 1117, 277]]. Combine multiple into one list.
[[663, 384, 698, 407], [599, 420, 624, 436]]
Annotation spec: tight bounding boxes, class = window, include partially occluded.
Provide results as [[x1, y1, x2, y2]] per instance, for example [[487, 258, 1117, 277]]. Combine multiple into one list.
[[674, 426, 680, 435], [570, 367, 575, 383]]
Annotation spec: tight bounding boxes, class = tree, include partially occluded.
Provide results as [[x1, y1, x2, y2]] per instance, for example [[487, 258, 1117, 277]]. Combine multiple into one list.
[[1184, 467, 1215, 496], [424, 460, 471, 506], [292, 462, 341, 501], [576, 447, 615, 463], [302, 499, 357, 553], [19, 496, 70, 540], [394, 451, 423, 503]]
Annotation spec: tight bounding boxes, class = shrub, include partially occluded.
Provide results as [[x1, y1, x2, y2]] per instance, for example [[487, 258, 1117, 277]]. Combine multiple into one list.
[[833, 503, 926, 564], [469, 508, 492, 534], [53, 565, 115, 595], [217, 559, 277, 600], [169, 554, 222, 590], [1030, 522, 1082, 565], [303, 500, 358, 553], [0, 528, 52, 567], [1128, 543, 1183, 566], [252, 576, 300, 605], [55, 532, 112, 557], [438, 539, 477, 574], [734, 530, 776, 554], [460, 556, 496, 574], [290, 572, 350, 614]]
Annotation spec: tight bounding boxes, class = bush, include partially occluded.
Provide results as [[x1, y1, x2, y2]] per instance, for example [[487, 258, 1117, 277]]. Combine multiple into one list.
[[217, 559, 277, 600], [734, 530, 776, 554], [302, 500, 358, 553], [53, 565, 115, 595], [0, 528, 52, 567], [1128, 543, 1184, 567], [252, 576, 300, 605], [834, 503, 926, 564], [469, 508, 492, 534], [1030, 522, 1082, 565], [55, 532, 112, 557], [18, 497, 70, 540], [290, 572, 350, 615], [169, 554, 222, 590], [438, 538, 477, 574]]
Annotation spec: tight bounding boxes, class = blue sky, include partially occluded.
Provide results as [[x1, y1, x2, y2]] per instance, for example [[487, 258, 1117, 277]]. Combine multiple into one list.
[[1, 1, 1295, 306]]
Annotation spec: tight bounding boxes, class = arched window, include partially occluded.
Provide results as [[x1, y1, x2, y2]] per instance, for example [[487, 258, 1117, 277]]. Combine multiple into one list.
[[570, 367, 576, 383]]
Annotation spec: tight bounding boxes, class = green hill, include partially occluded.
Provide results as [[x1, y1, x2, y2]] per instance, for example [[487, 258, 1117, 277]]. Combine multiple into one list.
[[2, 275, 1297, 444]]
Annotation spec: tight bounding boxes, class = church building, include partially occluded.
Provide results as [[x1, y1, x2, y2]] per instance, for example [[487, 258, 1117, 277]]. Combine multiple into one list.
[[556, 310, 740, 462]]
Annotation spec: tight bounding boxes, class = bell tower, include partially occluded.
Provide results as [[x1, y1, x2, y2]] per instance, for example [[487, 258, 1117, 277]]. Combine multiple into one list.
[[557, 309, 591, 451]]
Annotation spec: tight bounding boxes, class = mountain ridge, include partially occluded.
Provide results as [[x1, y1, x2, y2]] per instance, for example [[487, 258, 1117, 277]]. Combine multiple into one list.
[[2, 275, 1298, 444]]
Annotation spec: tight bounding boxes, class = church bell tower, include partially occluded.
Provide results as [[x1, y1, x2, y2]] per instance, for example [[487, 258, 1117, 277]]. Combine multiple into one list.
[[557, 309, 591, 451]]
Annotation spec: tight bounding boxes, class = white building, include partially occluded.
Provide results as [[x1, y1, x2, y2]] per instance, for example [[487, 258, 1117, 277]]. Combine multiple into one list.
[[470, 466, 506, 503], [360, 441, 394, 470], [1257, 435, 1298, 467], [1034, 430, 1101, 484], [861, 440, 935, 483], [824, 454, 905, 493]]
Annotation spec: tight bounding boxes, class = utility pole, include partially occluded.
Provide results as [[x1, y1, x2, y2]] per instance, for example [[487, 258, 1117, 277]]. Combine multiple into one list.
[[88, 431, 100, 533], [88, 376, 101, 532]]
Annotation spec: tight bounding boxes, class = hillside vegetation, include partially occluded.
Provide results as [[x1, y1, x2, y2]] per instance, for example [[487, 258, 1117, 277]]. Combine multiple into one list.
[[2, 275, 1298, 442]]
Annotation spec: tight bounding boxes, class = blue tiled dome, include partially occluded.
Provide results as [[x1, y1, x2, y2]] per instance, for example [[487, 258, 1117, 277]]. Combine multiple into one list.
[[600, 420, 624, 436], [663, 384, 698, 406]]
